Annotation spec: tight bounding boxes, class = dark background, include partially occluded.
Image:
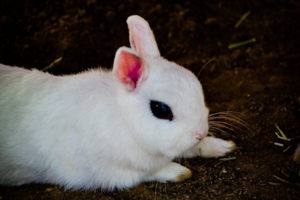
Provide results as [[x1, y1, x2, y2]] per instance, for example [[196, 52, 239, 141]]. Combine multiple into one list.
[[0, 0, 299, 199]]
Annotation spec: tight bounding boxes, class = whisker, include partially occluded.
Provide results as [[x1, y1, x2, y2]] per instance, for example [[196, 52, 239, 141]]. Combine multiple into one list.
[[197, 57, 216, 77], [209, 112, 248, 124], [209, 111, 246, 121], [209, 127, 235, 137], [209, 111, 246, 120], [209, 112, 251, 130], [208, 111, 254, 136], [209, 126, 231, 133], [209, 120, 247, 132], [209, 122, 237, 132], [209, 116, 248, 125], [209, 110, 242, 116], [208, 131, 215, 136], [209, 117, 249, 131]]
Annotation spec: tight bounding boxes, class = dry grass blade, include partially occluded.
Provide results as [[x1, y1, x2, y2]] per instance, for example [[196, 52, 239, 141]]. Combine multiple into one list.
[[228, 38, 256, 50], [219, 156, 236, 161], [42, 57, 63, 72], [274, 123, 291, 141], [234, 11, 251, 28]]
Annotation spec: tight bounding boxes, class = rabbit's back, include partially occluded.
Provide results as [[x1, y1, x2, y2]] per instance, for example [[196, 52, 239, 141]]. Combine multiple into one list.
[[0, 64, 123, 188]]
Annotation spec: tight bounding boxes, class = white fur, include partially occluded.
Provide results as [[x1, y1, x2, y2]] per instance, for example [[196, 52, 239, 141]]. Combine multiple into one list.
[[0, 15, 235, 190], [127, 15, 160, 57], [181, 137, 236, 158]]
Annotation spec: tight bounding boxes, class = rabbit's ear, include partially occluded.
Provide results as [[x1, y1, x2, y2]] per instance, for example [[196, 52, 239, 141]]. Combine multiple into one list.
[[113, 47, 147, 91], [127, 15, 160, 58]]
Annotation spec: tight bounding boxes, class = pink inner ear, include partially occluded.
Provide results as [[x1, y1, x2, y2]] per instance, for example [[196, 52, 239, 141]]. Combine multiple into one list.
[[117, 51, 143, 89]]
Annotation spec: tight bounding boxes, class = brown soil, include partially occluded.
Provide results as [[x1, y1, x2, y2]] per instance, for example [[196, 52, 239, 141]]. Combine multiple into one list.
[[0, 0, 299, 199]]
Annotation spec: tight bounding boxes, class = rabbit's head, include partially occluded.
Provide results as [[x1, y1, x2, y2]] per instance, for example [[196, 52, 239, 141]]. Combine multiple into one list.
[[112, 16, 209, 158]]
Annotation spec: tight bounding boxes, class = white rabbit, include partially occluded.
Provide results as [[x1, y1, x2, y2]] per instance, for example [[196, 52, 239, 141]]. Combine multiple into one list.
[[0, 15, 235, 190]]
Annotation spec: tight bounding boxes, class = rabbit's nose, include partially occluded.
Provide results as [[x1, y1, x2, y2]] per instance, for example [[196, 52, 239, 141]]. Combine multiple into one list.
[[195, 129, 207, 140]]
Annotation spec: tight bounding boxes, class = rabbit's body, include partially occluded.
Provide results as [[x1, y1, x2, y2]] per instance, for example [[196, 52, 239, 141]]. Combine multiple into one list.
[[0, 15, 235, 190], [0, 64, 172, 189]]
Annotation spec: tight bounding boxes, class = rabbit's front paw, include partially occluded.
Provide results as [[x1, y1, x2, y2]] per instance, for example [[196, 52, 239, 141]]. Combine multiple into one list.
[[149, 162, 192, 183], [198, 136, 236, 158]]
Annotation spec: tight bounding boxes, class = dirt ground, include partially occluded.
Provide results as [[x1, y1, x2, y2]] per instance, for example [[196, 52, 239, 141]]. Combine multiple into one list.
[[0, 0, 299, 199]]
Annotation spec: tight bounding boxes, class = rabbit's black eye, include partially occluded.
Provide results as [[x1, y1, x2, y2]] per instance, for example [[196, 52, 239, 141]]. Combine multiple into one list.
[[150, 100, 173, 121]]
